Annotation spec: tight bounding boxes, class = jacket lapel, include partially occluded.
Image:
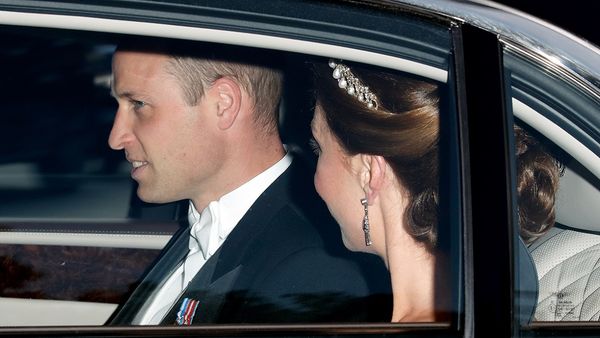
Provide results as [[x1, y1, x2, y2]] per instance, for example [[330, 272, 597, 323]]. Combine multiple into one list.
[[114, 163, 297, 325], [159, 174, 289, 325], [108, 225, 190, 325], [162, 252, 242, 325], [170, 164, 295, 324], [209, 164, 293, 283], [193, 265, 242, 323]]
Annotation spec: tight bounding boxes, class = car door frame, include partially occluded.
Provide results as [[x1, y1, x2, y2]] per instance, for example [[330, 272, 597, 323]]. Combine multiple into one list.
[[0, 1, 526, 337]]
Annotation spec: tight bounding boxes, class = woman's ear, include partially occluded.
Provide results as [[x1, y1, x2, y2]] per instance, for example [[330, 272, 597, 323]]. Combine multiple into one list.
[[212, 77, 241, 130], [359, 154, 387, 205]]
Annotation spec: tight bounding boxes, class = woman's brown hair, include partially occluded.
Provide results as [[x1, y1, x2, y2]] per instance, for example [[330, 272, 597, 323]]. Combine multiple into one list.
[[313, 60, 561, 251], [514, 125, 563, 243]]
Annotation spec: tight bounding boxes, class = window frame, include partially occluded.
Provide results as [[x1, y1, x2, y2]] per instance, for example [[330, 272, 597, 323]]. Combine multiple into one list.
[[0, 1, 525, 337], [452, 23, 516, 338], [501, 22, 600, 338]]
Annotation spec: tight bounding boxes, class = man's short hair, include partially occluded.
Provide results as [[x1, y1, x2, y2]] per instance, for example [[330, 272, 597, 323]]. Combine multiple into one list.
[[116, 39, 284, 133]]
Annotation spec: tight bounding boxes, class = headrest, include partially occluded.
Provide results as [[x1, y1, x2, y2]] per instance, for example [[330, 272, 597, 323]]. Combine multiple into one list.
[[555, 164, 600, 232]]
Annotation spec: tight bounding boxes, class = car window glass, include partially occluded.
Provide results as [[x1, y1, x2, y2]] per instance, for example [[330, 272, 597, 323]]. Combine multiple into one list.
[[0, 33, 126, 220], [503, 44, 600, 331], [0, 9, 460, 333], [0, 28, 175, 327]]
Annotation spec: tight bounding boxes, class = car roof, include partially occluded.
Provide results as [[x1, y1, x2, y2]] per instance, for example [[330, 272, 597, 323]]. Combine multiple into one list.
[[395, 0, 600, 93]]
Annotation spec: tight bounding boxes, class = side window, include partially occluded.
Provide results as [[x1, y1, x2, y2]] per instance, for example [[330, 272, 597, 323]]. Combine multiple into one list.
[[0, 29, 175, 326], [0, 33, 124, 219], [504, 43, 600, 330], [0, 3, 461, 334]]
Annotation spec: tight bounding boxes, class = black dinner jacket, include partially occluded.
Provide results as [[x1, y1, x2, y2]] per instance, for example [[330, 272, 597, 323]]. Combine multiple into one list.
[[109, 159, 391, 325]]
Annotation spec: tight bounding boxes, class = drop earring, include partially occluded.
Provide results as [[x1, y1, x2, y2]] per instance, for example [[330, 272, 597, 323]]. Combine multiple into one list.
[[360, 198, 372, 246]]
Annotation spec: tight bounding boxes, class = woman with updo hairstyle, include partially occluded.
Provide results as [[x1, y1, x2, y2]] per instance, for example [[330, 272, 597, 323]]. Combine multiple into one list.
[[310, 59, 561, 322]]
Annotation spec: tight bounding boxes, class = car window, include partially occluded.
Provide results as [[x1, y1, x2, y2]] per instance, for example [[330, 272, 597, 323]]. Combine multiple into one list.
[[0, 1, 462, 335], [503, 40, 600, 333], [0, 31, 123, 220], [0, 28, 178, 327]]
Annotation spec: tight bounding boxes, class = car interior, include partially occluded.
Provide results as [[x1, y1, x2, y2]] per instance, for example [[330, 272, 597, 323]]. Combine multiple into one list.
[[503, 41, 600, 322], [1, 20, 599, 328], [513, 98, 600, 321], [529, 160, 600, 321]]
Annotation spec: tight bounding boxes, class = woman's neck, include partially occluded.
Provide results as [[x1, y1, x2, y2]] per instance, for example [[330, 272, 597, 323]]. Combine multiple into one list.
[[387, 239, 439, 322], [373, 179, 450, 323], [379, 204, 448, 322]]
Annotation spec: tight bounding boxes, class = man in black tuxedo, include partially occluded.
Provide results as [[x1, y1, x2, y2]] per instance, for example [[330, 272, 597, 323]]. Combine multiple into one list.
[[107, 41, 389, 325]]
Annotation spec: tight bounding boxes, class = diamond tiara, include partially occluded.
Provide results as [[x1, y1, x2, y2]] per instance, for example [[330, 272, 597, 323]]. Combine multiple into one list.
[[328, 59, 378, 110]]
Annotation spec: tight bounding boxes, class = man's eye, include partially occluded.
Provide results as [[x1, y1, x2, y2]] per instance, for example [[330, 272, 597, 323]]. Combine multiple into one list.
[[309, 138, 321, 156], [131, 99, 146, 110]]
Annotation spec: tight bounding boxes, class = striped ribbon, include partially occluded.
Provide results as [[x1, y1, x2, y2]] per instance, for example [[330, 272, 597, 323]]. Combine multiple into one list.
[[176, 298, 199, 325]]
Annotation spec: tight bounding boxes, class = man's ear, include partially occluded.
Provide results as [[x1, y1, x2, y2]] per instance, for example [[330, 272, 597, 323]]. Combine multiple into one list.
[[359, 154, 387, 205], [212, 77, 241, 130]]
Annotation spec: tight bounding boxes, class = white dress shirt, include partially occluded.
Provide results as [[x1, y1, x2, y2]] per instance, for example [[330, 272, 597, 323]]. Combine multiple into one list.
[[137, 153, 292, 324]]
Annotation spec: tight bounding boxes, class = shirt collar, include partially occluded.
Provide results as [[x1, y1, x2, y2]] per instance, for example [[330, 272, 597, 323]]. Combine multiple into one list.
[[188, 152, 292, 258]]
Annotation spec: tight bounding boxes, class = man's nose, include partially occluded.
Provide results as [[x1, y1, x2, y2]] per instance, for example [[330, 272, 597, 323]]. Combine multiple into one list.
[[108, 109, 132, 150]]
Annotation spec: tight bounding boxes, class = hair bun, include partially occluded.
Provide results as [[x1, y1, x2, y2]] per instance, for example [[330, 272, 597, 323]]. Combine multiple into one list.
[[515, 125, 562, 243]]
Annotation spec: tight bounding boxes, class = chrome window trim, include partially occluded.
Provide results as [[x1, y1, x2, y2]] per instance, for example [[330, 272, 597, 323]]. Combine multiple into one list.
[[502, 39, 600, 103], [396, 0, 600, 89], [512, 98, 600, 178], [0, 231, 171, 249], [0, 10, 448, 83]]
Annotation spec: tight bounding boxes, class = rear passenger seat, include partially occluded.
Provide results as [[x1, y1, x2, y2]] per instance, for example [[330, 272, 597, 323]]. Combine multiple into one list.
[[529, 165, 600, 321], [530, 226, 600, 320]]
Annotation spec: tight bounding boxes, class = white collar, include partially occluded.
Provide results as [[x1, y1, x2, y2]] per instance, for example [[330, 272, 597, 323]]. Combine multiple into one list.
[[188, 153, 292, 258]]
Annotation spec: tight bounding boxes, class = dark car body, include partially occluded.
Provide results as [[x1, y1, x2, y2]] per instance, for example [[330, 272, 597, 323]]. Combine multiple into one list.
[[0, 1, 598, 337]]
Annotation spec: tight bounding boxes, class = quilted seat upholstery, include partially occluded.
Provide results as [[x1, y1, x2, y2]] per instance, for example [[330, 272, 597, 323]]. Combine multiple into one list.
[[530, 226, 600, 321]]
